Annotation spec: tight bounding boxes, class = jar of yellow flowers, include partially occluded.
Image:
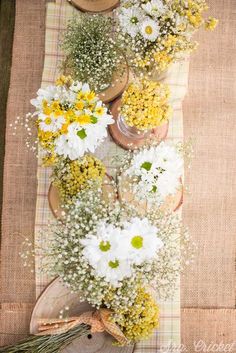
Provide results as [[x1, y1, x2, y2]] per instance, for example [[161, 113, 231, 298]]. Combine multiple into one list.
[[109, 79, 172, 149]]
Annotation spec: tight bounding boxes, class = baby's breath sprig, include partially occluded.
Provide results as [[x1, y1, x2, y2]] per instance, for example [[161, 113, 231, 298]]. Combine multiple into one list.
[[116, 0, 218, 77], [61, 14, 124, 93], [36, 182, 195, 309]]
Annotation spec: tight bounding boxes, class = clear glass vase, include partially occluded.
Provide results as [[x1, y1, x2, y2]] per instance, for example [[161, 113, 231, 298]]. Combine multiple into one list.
[[117, 114, 151, 140]]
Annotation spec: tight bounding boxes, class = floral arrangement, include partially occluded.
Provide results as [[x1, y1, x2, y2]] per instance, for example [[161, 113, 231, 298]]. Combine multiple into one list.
[[28, 75, 113, 162], [117, 0, 218, 75], [121, 79, 172, 130], [62, 14, 124, 92], [123, 142, 183, 205], [37, 183, 194, 344], [51, 154, 106, 205]]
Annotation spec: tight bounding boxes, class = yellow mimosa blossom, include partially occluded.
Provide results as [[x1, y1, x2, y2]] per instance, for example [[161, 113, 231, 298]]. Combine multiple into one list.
[[112, 287, 159, 343], [56, 74, 73, 86], [205, 17, 218, 30], [121, 80, 171, 130], [52, 155, 106, 204]]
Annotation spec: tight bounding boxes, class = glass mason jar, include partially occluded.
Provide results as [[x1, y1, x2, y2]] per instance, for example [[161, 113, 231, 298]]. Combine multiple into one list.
[[117, 114, 152, 140]]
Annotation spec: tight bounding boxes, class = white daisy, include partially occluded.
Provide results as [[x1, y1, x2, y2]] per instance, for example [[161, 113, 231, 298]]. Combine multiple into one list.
[[142, 0, 167, 17], [95, 256, 133, 286], [70, 81, 82, 93], [80, 222, 123, 268], [39, 114, 65, 133], [140, 19, 160, 41], [119, 6, 145, 37], [125, 142, 183, 203], [80, 222, 133, 286], [121, 217, 163, 265], [30, 86, 59, 110]]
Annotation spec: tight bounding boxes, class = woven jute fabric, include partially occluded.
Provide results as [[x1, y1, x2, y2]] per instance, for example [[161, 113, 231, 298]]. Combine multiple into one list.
[[181, 309, 236, 353], [182, 0, 236, 309], [0, 0, 15, 240], [0, 0, 45, 346]]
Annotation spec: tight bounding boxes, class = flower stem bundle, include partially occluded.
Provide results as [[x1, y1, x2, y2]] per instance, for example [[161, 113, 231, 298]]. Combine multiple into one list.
[[0, 324, 90, 353]]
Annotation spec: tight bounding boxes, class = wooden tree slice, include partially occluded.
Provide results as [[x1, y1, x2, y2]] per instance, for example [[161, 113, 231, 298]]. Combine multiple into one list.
[[68, 0, 120, 13], [109, 98, 169, 150], [98, 63, 129, 104], [48, 174, 116, 220], [30, 278, 134, 353], [63, 59, 129, 104], [118, 173, 183, 215]]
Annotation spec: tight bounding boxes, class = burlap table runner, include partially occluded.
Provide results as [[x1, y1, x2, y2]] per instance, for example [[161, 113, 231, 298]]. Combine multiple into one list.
[[34, 0, 189, 351]]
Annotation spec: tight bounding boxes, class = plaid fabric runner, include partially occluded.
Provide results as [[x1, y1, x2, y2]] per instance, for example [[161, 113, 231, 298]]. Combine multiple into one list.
[[34, 0, 189, 351]]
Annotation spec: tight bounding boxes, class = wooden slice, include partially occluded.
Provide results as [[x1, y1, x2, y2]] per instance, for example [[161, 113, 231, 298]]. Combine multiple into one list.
[[98, 63, 129, 104], [63, 59, 129, 104], [48, 174, 116, 220], [118, 173, 183, 215], [30, 278, 134, 353], [109, 98, 169, 150], [68, 0, 120, 13]]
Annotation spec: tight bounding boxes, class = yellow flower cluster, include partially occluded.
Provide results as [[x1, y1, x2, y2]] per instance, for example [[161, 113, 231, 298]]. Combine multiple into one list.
[[52, 155, 106, 204], [113, 287, 159, 343], [37, 76, 106, 154], [55, 74, 73, 87], [133, 1, 218, 75], [121, 80, 172, 130], [205, 17, 219, 31]]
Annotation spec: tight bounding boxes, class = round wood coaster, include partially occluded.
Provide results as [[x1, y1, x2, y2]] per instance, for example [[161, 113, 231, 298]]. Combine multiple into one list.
[[98, 63, 129, 104], [118, 174, 183, 215], [48, 174, 116, 220], [68, 0, 120, 13], [109, 98, 169, 150], [30, 278, 134, 353], [63, 60, 129, 104]]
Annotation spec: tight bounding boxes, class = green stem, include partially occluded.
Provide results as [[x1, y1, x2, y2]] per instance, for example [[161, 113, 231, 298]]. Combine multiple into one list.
[[0, 324, 90, 353]]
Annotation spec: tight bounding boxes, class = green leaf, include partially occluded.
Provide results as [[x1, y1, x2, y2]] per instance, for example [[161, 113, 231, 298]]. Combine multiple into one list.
[[77, 129, 87, 139], [141, 161, 152, 171], [90, 116, 98, 124]]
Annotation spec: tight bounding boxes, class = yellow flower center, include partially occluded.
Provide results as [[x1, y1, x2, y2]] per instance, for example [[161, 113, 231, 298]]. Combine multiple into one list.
[[145, 26, 153, 35], [131, 236, 143, 249], [95, 107, 104, 116], [86, 91, 96, 101], [76, 114, 91, 124], [99, 241, 111, 252], [76, 101, 84, 110], [45, 117, 52, 125], [108, 260, 119, 269]]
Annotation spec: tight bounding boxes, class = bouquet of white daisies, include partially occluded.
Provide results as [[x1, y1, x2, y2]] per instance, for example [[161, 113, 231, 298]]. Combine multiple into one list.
[[123, 142, 183, 205], [28, 75, 113, 163]]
